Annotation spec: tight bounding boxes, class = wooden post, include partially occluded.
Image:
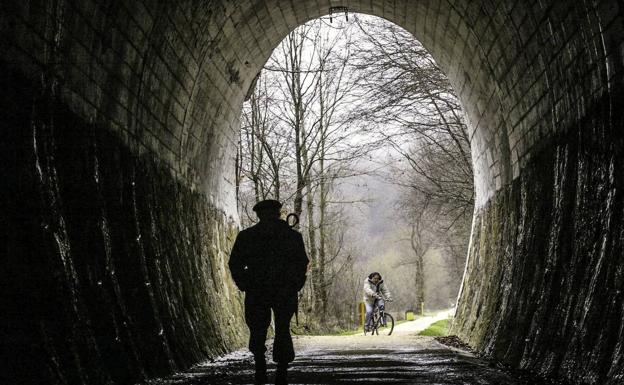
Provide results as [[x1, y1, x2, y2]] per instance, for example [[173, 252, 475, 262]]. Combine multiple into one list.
[[358, 302, 365, 327]]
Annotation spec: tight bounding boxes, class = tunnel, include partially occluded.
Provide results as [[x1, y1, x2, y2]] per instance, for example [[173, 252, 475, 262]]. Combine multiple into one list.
[[1, 1, 624, 384]]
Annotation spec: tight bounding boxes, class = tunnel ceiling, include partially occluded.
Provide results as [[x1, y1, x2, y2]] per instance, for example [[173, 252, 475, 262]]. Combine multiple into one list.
[[3, 0, 621, 214]]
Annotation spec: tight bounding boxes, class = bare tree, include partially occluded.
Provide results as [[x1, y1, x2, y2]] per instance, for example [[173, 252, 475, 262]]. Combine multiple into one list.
[[351, 15, 474, 309], [238, 75, 292, 225], [238, 14, 473, 328], [239, 18, 381, 330]]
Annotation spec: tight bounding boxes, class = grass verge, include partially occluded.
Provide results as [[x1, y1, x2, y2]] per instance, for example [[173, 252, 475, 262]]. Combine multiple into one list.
[[418, 318, 450, 336]]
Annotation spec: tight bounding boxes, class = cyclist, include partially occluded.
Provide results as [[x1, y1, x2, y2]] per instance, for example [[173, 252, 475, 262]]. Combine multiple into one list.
[[363, 272, 393, 332]]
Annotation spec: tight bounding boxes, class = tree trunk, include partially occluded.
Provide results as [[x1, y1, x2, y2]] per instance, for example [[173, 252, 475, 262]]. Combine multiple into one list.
[[318, 92, 328, 315], [318, 161, 328, 315], [410, 222, 426, 314], [305, 182, 320, 312]]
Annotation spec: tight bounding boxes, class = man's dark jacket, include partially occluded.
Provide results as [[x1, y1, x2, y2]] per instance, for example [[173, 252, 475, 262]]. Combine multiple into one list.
[[229, 219, 308, 294]]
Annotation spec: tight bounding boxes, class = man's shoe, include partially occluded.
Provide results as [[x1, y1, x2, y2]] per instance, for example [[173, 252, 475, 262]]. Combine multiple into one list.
[[255, 373, 268, 385], [275, 363, 288, 385], [255, 368, 268, 384], [254, 355, 267, 384]]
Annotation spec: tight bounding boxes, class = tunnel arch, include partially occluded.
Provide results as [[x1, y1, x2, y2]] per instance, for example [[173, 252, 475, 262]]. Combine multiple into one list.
[[5, 0, 616, 212], [2, 1, 624, 385]]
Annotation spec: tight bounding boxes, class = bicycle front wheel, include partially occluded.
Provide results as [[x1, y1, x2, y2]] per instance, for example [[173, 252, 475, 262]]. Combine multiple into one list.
[[376, 313, 395, 335]]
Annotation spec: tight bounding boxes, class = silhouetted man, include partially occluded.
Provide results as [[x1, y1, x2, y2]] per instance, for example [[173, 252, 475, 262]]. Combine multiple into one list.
[[228, 199, 309, 385]]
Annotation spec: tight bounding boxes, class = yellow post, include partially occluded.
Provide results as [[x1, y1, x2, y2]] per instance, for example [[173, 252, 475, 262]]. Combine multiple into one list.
[[421, 302, 425, 316], [405, 311, 414, 321]]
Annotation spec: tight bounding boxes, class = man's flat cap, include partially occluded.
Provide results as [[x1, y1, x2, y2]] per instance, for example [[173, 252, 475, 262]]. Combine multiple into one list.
[[252, 199, 282, 212]]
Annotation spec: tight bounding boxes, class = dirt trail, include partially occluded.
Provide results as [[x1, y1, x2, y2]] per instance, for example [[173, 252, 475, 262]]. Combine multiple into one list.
[[293, 309, 452, 352], [145, 310, 551, 384]]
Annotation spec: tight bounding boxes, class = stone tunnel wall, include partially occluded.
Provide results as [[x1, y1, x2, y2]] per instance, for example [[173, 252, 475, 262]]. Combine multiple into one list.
[[446, 2, 624, 385], [0, 66, 247, 384], [0, 1, 254, 383], [452, 88, 624, 385]]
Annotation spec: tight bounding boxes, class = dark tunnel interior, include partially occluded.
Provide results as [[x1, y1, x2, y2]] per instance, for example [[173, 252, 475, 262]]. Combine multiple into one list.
[[1, 1, 624, 384]]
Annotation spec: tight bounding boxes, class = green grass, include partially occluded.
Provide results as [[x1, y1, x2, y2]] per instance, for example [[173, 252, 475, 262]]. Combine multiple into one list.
[[418, 319, 450, 336]]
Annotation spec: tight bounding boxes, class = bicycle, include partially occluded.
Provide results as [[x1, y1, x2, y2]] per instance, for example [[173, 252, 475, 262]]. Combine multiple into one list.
[[364, 302, 395, 335]]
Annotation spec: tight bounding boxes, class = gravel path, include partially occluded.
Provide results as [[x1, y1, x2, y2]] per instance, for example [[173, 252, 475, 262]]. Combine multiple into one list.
[[145, 310, 553, 385]]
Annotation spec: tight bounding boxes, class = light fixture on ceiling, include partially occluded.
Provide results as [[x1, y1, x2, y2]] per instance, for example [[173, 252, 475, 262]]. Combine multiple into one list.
[[329, 6, 349, 23]]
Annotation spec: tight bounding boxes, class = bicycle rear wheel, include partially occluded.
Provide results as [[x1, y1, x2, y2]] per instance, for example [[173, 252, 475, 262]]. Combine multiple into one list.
[[376, 313, 394, 335]]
